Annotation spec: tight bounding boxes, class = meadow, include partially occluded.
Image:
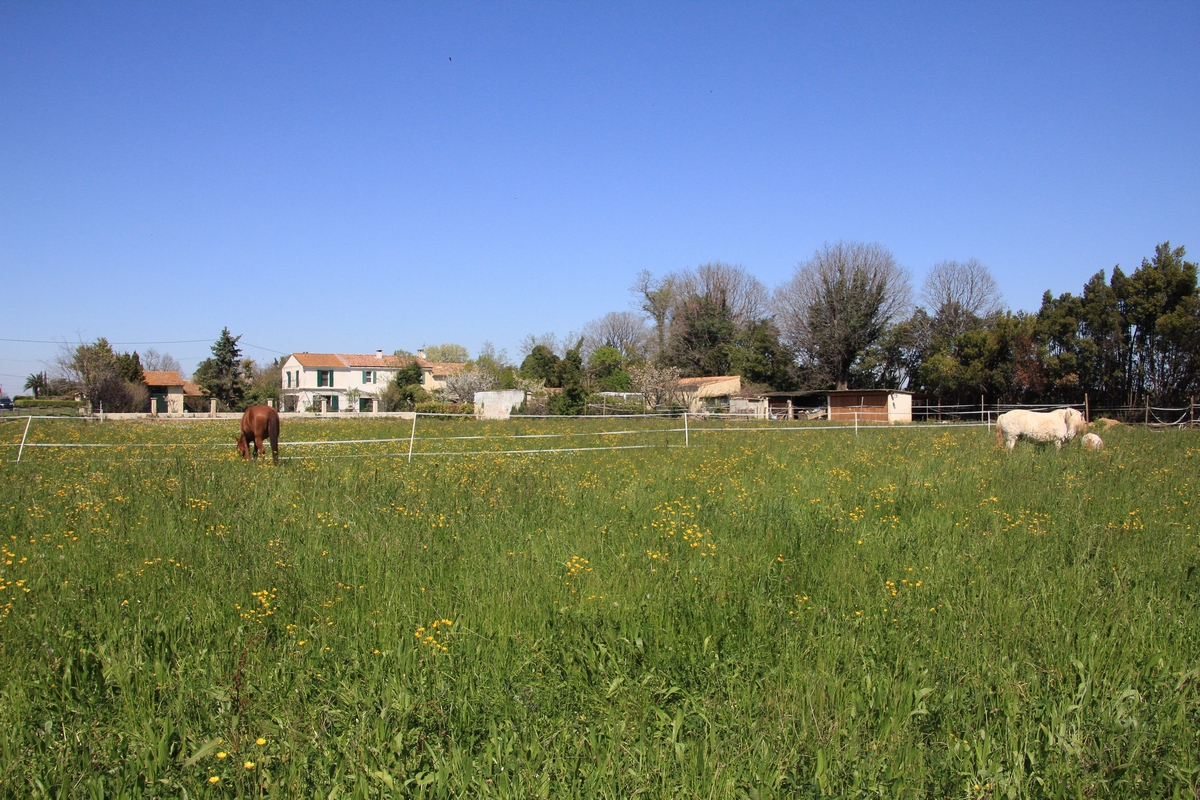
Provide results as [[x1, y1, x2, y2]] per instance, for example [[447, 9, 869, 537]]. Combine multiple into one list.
[[0, 415, 1197, 798]]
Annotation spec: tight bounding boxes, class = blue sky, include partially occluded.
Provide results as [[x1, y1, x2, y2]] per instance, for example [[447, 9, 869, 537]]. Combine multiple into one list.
[[1, 2, 1197, 386]]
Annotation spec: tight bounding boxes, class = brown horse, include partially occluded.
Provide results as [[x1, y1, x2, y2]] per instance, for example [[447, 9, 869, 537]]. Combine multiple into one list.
[[237, 405, 280, 463]]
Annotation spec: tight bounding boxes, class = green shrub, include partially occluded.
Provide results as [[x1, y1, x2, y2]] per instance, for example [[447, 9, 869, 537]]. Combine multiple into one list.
[[15, 398, 85, 409]]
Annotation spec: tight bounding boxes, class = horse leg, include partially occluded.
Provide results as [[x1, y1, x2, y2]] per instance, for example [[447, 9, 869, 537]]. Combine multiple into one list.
[[268, 414, 280, 463], [254, 432, 265, 459]]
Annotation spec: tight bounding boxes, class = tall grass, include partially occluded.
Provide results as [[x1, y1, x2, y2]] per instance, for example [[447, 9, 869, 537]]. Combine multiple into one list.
[[0, 418, 1197, 797]]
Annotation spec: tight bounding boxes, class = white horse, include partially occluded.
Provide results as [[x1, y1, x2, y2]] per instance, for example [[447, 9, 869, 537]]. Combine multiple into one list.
[[995, 408, 1087, 451]]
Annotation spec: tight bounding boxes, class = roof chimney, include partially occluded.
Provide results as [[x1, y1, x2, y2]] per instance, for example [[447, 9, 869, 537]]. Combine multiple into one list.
[[417, 349, 425, 360], [375, 349, 383, 359]]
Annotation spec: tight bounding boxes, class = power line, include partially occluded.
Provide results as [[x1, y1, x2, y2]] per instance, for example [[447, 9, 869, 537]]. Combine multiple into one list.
[[0, 337, 214, 345]]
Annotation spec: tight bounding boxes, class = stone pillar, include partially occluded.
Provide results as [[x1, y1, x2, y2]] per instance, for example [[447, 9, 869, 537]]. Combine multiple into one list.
[[321, 397, 328, 414], [372, 398, 379, 413], [209, 398, 217, 416], [787, 399, 794, 420]]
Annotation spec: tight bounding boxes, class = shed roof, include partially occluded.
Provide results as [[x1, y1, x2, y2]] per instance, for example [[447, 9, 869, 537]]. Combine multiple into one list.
[[143, 370, 186, 387]]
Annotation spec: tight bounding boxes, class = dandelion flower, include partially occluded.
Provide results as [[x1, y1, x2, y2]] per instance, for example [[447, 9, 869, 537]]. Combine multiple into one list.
[[216, 751, 227, 760], [244, 761, 255, 769], [208, 776, 220, 784], [256, 737, 266, 746]]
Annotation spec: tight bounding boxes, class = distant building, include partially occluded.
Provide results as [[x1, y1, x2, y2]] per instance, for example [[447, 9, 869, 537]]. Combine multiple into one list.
[[279, 349, 465, 412], [143, 370, 202, 415], [677, 375, 742, 413], [826, 389, 937, 423]]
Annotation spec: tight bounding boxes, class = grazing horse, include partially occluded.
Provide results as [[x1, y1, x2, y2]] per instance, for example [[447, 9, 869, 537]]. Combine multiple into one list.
[[237, 405, 280, 463], [995, 408, 1087, 451]]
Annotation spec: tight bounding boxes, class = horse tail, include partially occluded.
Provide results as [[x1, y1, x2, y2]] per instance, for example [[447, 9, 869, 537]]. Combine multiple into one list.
[[268, 410, 280, 461], [994, 415, 1004, 447]]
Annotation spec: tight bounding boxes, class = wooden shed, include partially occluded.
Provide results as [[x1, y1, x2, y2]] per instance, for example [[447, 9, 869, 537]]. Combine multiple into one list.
[[826, 389, 933, 423]]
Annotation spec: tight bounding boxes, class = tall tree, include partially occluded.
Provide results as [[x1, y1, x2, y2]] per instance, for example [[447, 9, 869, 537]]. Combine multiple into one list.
[[520, 345, 563, 387], [193, 328, 246, 411], [1113, 242, 1199, 402], [582, 311, 651, 362], [664, 295, 737, 377], [726, 319, 795, 390], [632, 269, 676, 360], [921, 259, 1004, 340], [773, 241, 912, 390]]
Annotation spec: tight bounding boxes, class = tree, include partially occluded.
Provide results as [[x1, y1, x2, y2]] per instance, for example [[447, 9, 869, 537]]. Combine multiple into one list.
[[664, 295, 737, 376], [520, 345, 562, 387], [243, 358, 282, 407], [672, 262, 769, 328], [53, 338, 147, 412], [55, 338, 118, 404], [581, 311, 651, 362], [423, 343, 469, 363], [727, 319, 795, 391], [1113, 242, 1199, 402], [442, 367, 496, 403], [920, 259, 1003, 340], [193, 328, 246, 411], [587, 346, 631, 392], [632, 269, 677, 360], [378, 359, 427, 411], [114, 351, 144, 384], [773, 241, 912, 390], [140, 348, 182, 375], [24, 372, 48, 399], [629, 363, 682, 410]]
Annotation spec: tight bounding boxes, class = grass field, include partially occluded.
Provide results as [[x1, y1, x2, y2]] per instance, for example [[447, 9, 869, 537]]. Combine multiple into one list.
[[1, 416, 1198, 798]]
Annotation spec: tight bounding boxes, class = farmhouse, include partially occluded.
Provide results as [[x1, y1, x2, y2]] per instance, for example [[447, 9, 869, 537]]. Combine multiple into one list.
[[279, 349, 466, 412], [143, 370, 203, 415], [678, 375, 742, 414], [826, 389, 936, 423]]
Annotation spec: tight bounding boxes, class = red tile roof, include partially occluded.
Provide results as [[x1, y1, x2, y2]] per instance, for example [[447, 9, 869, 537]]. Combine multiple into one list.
[[290, 353, 346, 368], [143, 370, 186, 387]]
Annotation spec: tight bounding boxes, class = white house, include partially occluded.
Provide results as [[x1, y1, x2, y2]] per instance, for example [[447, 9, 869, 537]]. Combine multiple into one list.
[[280, 350, 466, 412]]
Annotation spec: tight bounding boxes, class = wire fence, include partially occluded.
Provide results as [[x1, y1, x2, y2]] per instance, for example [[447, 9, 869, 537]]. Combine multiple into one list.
[[3, 400, 1196, 464]]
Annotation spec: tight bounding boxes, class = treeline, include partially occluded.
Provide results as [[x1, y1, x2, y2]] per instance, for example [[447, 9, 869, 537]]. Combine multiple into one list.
[[39, 240, 1199, 414], [500, 240, 1199, 407]]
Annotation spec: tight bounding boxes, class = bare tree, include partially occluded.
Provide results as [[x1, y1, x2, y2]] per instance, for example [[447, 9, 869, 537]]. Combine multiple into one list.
[[141, 348, 183, 375], [518, 332, 562, 360], [920, 259, 1003, 338], [673, 262, 768, 327], [773, 241, 912, 390], [581, 311, 651, 362]]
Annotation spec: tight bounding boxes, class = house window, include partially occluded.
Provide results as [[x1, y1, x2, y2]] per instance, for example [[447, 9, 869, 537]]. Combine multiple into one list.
[[362, 370, 374, 385], [286, 372, 292, 388], [420, 371, 427, 385], [329, 394, 339, 412], [317, 370, 334, 387]]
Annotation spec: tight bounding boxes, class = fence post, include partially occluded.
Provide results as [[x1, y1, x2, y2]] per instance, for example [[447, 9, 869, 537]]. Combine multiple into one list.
[[981, 395, 985, 426], [16, 415, 32, 463], [1145, 396, 1150, 427], [1084, 393, 1090, 423], [683, 411, 689, 447], [407, 412, 418, 463], [854, 411, 858, 436]]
